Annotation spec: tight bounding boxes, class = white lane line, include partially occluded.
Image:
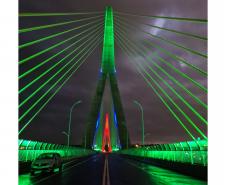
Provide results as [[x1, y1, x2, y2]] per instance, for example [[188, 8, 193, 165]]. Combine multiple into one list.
[[63, 158, 80, 166], [33, 155, 95, 185], [102, 155, 111, 185], [102, 156, 107, 185], [106, 156, 110, 185]]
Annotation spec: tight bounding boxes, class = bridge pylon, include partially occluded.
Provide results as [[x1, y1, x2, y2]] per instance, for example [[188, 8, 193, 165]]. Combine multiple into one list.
[[84, 6, 130, 149]]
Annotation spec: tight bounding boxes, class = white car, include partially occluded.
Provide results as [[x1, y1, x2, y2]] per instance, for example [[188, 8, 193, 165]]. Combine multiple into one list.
[[31, 153, 62, 175]]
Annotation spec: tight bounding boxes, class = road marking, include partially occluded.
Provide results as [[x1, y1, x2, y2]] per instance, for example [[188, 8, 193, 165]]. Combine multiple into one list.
[[32, 155, 95, 185], [106, 156, 110, 185], [102, 155, 111, 185], [102, 156, 107, 185]]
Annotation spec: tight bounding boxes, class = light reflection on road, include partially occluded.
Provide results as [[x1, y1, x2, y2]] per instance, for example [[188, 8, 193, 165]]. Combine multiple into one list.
[[126, 160, 207, 185], [19, 155, 207, 185], [19, 172, 57, 185]]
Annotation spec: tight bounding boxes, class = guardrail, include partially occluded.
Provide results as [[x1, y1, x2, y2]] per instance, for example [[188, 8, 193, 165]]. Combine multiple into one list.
[[119, 140, 207, 166], [19, 139, 95, 162]]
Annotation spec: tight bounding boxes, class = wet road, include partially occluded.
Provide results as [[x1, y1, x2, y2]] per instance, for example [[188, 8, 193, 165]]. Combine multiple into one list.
[[19, 154, 207, 185]]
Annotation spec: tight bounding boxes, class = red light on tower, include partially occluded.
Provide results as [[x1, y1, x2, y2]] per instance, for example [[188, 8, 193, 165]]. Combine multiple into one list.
[[102, 113, 112, 152]]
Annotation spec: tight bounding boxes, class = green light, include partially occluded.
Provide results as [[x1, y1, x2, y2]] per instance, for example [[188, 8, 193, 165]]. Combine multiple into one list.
[[144, 39, 207, 76], [114, 16, 207, 76], [145, 23, 207, 41], [19, 34, 103, 134], [18, 139, 95, 162], [119, 140, 207, 166], [19, 31, 102, 120], [101, 6, 115, 73], [114, 21, 207, 93], [118, 31, 207, 125], [114, 15, 207, 41], [19, 21, 101, 68], [154, 54, 207, 92], [115, 24, 207, 110], [115, 35, 196, 140], [19, 11, 103, 17], [19, 24, 103, 97], [19, 18, 103, 50], [152, 61, 207, 109], [115, 31, 207, 139], [114, 11, 207, 23], [146, 31, 207, 58], [125, 160, 207, 184], [19, 15, 103, 33], [114, 17, 207, 59]]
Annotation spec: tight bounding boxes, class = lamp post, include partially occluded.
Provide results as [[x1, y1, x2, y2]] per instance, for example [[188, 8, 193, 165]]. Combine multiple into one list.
[[62, 100, 82, 146], [133, 100, 144, 145], [84, 131, 87, 149], [144, 133, 150, 145]]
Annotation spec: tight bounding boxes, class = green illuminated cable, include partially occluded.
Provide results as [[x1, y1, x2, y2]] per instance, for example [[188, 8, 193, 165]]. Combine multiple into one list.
[[144, 40, 207, 76], [154, 54, 207, 92], [19, 32, 102, 122], [19, 24, 103, 79], [114, 15, 207, 41], [19, 35, 102, 134], [115, 32, 207, 139], [114, 22, 207, 92], [19, 24, 101, 97], [115, 17, 207, 58], [19, 21, 101, 68], [115, 18, 207, 76], [19, 32, 103, 122], [117, 30, 207, 124], [115, 37, 196, 140], [19, 22, 103, 67], [117, 37, 206, 140], [115, 25, 206, 109], [151, 61, 207, 109], [144, 30, 207, 58], [19, 18, 103, 49], [114, 18, 207, 76], [115, 25, 207, 110], [19, 11, 103, 17], [116, 33, 206, 139], [114, 11, 207, 23], [144, 23, 207, 41], [115, 25, 207, 109], [19, 14, 103, 33], [19, 30, 103, 111]]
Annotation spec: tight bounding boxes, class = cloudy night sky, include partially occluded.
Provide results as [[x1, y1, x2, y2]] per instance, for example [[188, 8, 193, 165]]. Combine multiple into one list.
[[19, 0, 207, 145]]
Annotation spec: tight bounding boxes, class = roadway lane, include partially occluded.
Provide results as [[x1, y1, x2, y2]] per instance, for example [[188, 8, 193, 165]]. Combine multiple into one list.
[[19, 154, 207, 185], [108, 154, 207, 185]]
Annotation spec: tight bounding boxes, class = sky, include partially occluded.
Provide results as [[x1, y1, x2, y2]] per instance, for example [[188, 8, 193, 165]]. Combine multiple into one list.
[[19, 0, 207, 145]]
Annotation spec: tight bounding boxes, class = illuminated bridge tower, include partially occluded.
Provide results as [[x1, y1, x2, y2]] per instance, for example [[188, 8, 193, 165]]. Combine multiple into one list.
[[84, 6, 130, 149]]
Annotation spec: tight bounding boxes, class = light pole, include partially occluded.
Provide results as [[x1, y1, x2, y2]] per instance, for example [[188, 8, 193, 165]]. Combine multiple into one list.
[[144, 133, 150, 145], [133, 100, 144, 145], [62, 100, 82, 146], [84, 131, 87, 149]]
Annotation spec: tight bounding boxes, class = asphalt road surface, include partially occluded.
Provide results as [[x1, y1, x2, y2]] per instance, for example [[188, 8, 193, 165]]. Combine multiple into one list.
[[19, 154, 207, 185]]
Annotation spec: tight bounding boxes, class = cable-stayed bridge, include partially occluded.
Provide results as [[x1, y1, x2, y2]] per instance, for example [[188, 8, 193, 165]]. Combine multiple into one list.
[[19, 6, 207, 185]]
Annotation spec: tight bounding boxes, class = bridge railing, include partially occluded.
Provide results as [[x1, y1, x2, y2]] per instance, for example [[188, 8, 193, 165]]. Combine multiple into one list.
[[18, 139, 95, 162], [120, 140, 207, 166]]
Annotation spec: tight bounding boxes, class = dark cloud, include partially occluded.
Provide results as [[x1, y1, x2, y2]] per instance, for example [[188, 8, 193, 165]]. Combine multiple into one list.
[[19, 0, 207, 145]]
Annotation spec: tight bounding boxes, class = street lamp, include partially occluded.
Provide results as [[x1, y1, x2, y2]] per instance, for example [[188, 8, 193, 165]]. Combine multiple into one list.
[[62, 100, 82, 146], [133, 100, 144, 145]]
